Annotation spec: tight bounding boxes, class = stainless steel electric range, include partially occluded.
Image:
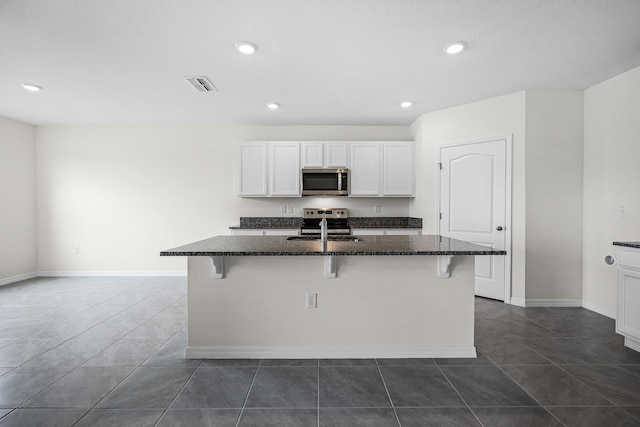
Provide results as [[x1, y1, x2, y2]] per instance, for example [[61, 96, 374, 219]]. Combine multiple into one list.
[[300, 208, 350, 235]]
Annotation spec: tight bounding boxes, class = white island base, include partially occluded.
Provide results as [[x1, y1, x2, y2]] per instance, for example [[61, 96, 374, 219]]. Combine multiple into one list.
[[185, 254, 476, 359]]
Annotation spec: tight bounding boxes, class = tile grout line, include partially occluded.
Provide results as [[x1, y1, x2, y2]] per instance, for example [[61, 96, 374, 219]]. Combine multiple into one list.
[[433, 362, 486, 427], [553, 363, 628, 408], [69, 330, 190, 426], [234, 359, 262, 427], [374, 359, 402, 427], [152, 360, 203, 427], [516, 328, 622, 417], [68, 309, 191, 426], [492, 362, 568, 426]]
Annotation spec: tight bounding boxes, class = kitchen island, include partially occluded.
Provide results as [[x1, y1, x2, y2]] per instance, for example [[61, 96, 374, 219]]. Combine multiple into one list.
[[161, 235, 505, 359]]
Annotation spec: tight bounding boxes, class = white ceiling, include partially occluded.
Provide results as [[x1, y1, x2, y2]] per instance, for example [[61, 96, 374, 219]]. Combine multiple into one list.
[[2, 0, 640, 126]]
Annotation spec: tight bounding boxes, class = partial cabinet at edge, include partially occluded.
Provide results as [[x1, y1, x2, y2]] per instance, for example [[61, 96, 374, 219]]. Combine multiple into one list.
[[237, 142, 300, 197], [349, 142, 416, 197], [617, 246, 640, 353]]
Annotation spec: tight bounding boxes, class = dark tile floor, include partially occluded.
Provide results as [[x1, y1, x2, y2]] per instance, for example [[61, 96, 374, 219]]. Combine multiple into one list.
[[1, 277, 640, 426]]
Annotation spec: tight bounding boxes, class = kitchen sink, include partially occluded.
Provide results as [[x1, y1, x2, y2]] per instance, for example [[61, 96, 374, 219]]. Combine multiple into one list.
[[286, 235, 364, 242]]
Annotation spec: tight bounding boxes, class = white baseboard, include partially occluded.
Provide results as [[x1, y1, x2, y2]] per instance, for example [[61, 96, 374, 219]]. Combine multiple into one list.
[[509, 298, 582, 308], [581, 301, 616, 319], [509, 297, 526, 307], [0, 271, 37, 287], [525, 299, 583, 308], [624, 337, 640, 353], [185, 345, 477, 359], [37, 271, 186, 277]]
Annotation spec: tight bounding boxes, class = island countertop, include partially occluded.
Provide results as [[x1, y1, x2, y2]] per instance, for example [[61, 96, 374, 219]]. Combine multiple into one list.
[[160, 234, 506, 257]]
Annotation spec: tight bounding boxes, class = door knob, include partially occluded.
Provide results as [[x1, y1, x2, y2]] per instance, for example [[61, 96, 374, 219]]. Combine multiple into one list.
[[496, 226, 504, 231]]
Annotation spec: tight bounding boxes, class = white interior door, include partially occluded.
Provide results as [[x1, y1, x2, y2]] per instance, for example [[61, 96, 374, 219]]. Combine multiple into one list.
[[438, 137, 511, 301]]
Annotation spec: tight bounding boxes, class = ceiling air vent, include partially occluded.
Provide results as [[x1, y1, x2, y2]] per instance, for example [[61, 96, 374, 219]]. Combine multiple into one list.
[[184, 76, 218, 92]]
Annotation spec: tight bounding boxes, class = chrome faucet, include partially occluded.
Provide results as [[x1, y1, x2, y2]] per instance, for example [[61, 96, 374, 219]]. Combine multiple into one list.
[[320, 214, 328, 243]]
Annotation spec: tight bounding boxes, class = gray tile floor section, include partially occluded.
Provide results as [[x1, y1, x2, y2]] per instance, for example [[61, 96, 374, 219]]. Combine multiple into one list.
[[0, 277, 640, 426]]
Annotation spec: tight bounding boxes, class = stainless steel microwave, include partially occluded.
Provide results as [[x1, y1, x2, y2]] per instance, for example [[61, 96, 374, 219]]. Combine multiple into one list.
[[301, 168, 349, 196]]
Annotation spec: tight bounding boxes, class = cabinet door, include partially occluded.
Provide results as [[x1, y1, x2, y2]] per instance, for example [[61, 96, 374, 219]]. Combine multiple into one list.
[[238, 143, 268, 196], [386, 229, 421, 235], [231, 229, 266, 236], [351, 228, 385, 236], [265, 229, 299, 236], [301, 142, 324, 168], [618, 268, 640, 342], [383, 142, 415, 196], [325, 142, 349, 167], [349, 143, 381, 196], [270, 143, 301, 196]]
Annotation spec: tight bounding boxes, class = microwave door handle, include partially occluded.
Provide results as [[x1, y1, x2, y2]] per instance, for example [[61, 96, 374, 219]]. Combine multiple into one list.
[[338, 172, 342, 191]]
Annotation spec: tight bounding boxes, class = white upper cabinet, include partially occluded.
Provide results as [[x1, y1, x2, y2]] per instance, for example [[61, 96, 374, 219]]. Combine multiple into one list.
[[238, 142, 301, 197], [349, 141, 416, 197], [382, 142, 416, 196], [270, 142, 301, 196], [239, 141, 414, 198], [237, 143, 268, 196], [301, 142, 324, 167], [301, 142, 348, 168], [349, 143, 381, 196], [325, 142, 349, 167]]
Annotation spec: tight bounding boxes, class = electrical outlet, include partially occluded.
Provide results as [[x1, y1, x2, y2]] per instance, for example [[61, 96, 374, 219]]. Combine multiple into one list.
[[287, 205, 293, 213], [306, 293, 317, 309], [280, 205, 287, 213], [618, 204, 627, 217], [374, 205, 381, 213], [73, 246, 80, 255]]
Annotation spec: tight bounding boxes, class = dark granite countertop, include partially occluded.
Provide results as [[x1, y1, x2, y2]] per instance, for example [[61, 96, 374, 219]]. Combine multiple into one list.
[[613, 241, 640, 249], [161, 235, 505, 257], [229, 216, 422, 230]]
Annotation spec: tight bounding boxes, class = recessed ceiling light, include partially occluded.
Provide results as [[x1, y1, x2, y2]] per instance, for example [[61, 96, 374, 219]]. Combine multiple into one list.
[[266, 103, 280, 110], [21, 83, 43, 92], [444, 41, 467, 55], [400, 101, 413, 108], [236, 41, 257, 55]]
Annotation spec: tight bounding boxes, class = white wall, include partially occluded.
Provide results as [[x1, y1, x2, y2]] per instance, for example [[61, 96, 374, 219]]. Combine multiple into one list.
[[410, 92, 528, 301], [524, 91, 584, 302], [35, 125, 411, 274], [0, 117, 37, 284], [583, 65, 640, 317], [410, 90, 584, 305]]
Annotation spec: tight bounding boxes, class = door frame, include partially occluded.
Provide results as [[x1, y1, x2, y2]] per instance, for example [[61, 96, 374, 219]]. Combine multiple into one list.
[[436, 135, 513, 304]]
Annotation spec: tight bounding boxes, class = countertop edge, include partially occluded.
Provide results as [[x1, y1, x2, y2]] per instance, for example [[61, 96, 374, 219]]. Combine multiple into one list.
[[160, 235, 505, 257], [613, 241, 640, 249]]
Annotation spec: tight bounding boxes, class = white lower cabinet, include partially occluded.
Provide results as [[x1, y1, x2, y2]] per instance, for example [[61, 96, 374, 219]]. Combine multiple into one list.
[[265, 229, 299, 236], [231, 229, 265, 236], [352, 228, 421, 236], [617, 246, 640, 353], [231, 229, 299, 236]]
